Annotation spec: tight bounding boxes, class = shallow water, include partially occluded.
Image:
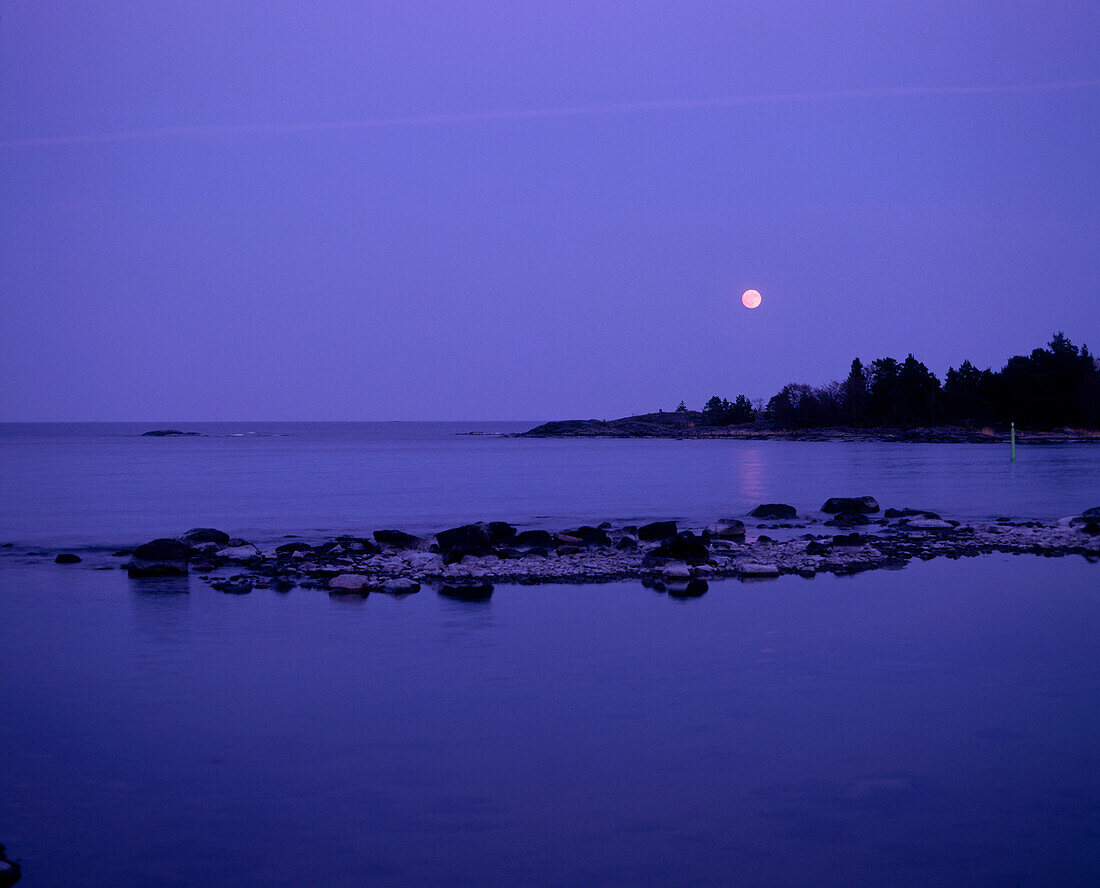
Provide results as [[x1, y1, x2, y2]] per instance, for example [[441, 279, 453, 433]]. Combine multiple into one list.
[[1, 555, 1098, 887], [1, 422, 1098, 550]]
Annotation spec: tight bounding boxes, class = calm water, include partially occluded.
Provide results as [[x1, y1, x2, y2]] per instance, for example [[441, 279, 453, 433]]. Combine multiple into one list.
[[1, 557, 1098, 887], [2, 424, 1099, 885], [1, 422, 1098, 549]]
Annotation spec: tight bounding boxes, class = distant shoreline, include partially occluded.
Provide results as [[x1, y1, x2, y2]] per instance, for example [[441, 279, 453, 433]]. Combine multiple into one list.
[[516, 413, 1100, 444]]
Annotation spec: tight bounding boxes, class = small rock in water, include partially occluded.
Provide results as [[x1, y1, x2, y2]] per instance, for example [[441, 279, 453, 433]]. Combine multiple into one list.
[[750, 503, 797, 520], [821, 496, 880, 514], [329, 574, 372, 593], [661, 561, 692, 580], [383, 578, 421, 595], [55, 553, 81, 564], [706, 519, 746, 539]]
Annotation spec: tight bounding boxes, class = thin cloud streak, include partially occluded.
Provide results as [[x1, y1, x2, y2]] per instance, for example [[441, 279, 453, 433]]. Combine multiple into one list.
[[3, 80, 1099, 148]]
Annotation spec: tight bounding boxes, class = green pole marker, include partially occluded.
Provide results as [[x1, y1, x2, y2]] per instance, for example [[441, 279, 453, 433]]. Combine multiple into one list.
[[1011, 422, 1016, 462]]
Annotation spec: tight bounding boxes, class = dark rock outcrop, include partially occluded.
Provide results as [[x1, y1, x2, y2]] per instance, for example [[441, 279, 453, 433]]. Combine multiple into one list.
[[822, 496, 880, 514], [638, 521, 678, 541], [750, 503, 797, 519], [181, 528, 230, 546], [1082, 506, 1100, 520], [649, 533, 709, 565], [141, 429, 203, 437], [514, 529, 554, 548], [55, 553, 81, 564], [127, 538, 191, 576], [436, 523, 494, 554], [373, 530, 421, 549], [488, 521, 517, 541]]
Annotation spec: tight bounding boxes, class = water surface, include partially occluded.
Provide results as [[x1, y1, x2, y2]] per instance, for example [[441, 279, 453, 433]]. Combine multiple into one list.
[[1, 556, 1098, 886]]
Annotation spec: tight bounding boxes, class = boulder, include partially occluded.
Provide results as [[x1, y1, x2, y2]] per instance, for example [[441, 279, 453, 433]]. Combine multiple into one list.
[[615, 536, 638, 550], [1079, 521, 1099, 537], [1082, 506, 1100, 520], [563, 525, 612, 546], [180, 528, 230, 546], [55, 553, 81, 564], [514, 529, 554, 548], [436, 523, 494, 554], [650, 534, 710, 565], [373, 530, 421, 549], [750, 504, 797, 519], [832, 533, 864, 546], [661, 561, 692, 580], [488, 521, 517, 541], [382, 578, 421, 595], [906, 518, 954, 530], [821, 496, 880, 514], [638, 521, 678, 541], [219, 544, 261, 561], [705, 519, 746, 539], [127, 538, 192, 576], [329, 574, 372, 593], [805, 541, 831, 555], [275, 542, 312, 557]]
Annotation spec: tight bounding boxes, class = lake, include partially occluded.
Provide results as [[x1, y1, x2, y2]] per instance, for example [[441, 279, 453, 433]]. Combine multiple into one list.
[[1, 424, 1098, 886]]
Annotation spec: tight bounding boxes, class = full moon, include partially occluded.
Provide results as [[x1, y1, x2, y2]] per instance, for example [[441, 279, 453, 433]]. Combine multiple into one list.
[[741, 289, 762, 309]]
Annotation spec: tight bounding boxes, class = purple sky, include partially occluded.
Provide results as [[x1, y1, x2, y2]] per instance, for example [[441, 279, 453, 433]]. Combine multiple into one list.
[[2, 1, 1098, 421]]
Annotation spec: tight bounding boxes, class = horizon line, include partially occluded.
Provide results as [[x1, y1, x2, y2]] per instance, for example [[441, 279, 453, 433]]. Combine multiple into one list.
[[3, 79, 1098, 148]]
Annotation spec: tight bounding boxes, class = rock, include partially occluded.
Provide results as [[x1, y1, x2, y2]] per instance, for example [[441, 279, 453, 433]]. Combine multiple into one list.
[[219, 544, 261, 561], [1082, 506, 1100, 520], [706, 519, 746, 539], [805, 541, 831, 555], [180, 528, 230, 546], [127, 538, 191, 576], [329, 574, 372, 592], [638, 521, 678, 541], [275, 542, 312, 556], [439, 583, 493, 601], [0, 842, 22, 887], [1081, 521, 1100, 537], [373, 530, 421, 549], [111, 549, 133, 557], [615, 536, 638, 550], [750, 504, 797, 519], [55, 553, 81, 564], [832, 533, 864, 546], [737, 562, 780, 577], [906, 518, 954, 530], [488, 521, 517, 541], [382, 578, 420, 595], [556, 545, 583, 556], [821, 496, 880, 514], [436, 523, 494, 554], [141, 429, 203, 436], [661, 561, 692, 580], [650, 534, 709, 565], [191, 561, 214, 572], [514, 530, 553, 547], [563, 525, 612, 546]]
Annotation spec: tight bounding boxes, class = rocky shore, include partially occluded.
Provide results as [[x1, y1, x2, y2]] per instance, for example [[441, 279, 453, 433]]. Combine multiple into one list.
[[516, 412, 1100, 444], [45, 500, 1099, 597]]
